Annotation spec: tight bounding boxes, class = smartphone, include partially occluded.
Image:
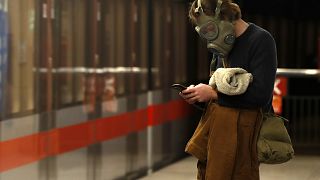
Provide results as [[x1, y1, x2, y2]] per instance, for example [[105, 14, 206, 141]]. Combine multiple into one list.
[[171, 83, 187, 92], [171, 83, 205, 111]]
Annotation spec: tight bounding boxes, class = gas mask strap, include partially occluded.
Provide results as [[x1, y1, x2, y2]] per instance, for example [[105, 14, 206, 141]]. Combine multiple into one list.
[[195, 0, 203, 14], [210, 54, 218, 76], [215, 0, 223, 17], [221, 56, 229, 68], [209, 53, 229, 75], [215, 53, 229, 69], [195, 0, 223, 17]]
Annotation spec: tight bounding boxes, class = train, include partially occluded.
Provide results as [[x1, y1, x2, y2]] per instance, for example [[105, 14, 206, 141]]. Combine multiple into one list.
[[0, 0, 201, 179]]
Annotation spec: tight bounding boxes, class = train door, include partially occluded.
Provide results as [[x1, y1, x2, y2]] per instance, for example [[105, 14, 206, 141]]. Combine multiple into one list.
[[99, 0, 149, 179], [98, 1, 129, 179], [98, 0, 150, 178], [0, 0, 39, 179], [53, 0, 92, 180], [148, 0, 172, 168], [151, 0, 198, 169], [126, 0, 150, 177]]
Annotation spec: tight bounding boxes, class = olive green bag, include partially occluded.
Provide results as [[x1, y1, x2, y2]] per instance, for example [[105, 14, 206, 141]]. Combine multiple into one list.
[[257, 113, 294, 164]]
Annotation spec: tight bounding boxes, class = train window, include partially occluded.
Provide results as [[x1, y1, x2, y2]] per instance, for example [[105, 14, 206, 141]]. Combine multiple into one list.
[[152, 0, 164, 89], [114, 0, 126, 95], [172, 3, 187, 83], [57, 0, 87, 107], [72, 0, 87, 102], [5, 0, 36, 117], [58, 0, 74, 105], [162, 1, 174, 90], [152, 0, 188, 90], [101, 1, 115, 69], [114, 0, 127, 95], [138, 0, 148, 92], [100, 0, 128, 96], [100, 0, 118, 110]]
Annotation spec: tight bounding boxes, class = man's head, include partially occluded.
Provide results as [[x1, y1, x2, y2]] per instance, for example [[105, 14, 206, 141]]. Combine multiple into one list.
[[189, 0, 241, 25], [189, 0, 241, 56]]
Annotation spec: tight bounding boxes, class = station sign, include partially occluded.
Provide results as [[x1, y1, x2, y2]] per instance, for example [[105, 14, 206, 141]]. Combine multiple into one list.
[[274, 76, 288, 96], [273, 76, 288, 114]]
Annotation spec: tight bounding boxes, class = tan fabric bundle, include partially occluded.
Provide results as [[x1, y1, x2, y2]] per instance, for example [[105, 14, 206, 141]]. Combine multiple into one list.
[[209, 68, 253, 95]]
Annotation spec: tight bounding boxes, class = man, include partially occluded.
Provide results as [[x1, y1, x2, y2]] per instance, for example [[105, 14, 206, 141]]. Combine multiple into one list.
[[180, 0, 277, 179]]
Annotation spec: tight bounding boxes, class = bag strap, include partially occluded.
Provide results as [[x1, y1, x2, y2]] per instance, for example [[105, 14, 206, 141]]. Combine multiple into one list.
[[260, 108, 289, 123]]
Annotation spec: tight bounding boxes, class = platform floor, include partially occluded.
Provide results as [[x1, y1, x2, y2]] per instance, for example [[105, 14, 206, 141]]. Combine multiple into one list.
[[141, 155, 320, 180]]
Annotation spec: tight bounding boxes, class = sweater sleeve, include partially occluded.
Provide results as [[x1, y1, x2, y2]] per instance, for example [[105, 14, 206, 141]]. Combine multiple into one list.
[[217, 32, 277, 109]]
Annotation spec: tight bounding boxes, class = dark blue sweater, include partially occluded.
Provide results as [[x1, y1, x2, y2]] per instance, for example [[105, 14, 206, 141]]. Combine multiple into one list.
[[216, 23, 277, 112]]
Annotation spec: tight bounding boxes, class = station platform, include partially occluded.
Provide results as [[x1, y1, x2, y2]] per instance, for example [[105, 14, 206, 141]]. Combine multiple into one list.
[[141, 155, 320, 180]]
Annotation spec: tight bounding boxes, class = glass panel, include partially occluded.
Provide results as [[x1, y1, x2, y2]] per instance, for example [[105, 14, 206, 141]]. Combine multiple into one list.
[[152, 0, 177, 90], [58, 0, 73, 105], [57, 0, 87, 107], [138, 0, 148, 92], [172, 3, 187, 83], [101, 0, 127, 96], [115, 0, 126, 95], [6, 0, 36, 116], [73, 0, 86, 102], [0, 0, 9, 119], [162, 0, 174, 91], [128, 0, 141, 94], [100, 0, 117, 113], [152, 0, 164, 89]]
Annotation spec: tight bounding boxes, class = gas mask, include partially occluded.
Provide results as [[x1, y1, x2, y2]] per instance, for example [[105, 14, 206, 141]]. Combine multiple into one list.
[[194, 0, 235, 57]]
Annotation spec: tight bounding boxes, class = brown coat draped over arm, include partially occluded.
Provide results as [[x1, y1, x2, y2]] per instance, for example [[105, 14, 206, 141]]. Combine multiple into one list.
[[185, 102, 263, 180]]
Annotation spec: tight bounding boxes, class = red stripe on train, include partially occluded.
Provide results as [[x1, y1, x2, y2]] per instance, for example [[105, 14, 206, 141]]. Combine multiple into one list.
[[0, 99, 193, 172]]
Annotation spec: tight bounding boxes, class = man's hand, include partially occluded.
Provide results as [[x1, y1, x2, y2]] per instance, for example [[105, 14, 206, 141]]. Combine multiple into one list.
[[180, 83, 217, 104]]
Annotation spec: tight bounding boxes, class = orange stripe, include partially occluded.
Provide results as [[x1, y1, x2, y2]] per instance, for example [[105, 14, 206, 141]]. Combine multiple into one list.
[[0, 99, 193, 172], [51, 121, 96, 155], [0, 132, 47, 172]]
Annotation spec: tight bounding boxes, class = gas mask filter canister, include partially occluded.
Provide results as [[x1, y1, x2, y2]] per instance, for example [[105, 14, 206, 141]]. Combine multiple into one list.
[[194, 0, 235, 57]]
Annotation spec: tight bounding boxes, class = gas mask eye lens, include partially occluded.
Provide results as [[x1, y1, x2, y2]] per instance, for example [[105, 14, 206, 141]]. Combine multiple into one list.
[[199, 21, 218, 40], [224, 34, 235, 45]]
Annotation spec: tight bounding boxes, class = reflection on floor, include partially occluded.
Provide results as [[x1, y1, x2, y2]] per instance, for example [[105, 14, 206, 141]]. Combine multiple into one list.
[[141, 155, 320, 180]]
